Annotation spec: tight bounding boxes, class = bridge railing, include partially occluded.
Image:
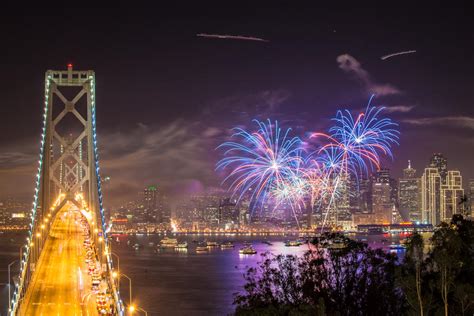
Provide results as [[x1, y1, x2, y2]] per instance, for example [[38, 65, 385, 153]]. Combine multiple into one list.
[[9, 74, 53, 315]]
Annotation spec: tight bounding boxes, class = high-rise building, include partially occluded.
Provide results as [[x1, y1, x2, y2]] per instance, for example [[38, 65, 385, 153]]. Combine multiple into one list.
[[194, 194, 220, 227], [144, 185, 157, 210], [399, 160, 421, 222], [470, 179, 474, 218], [372, 169, 393, 224], [429, 153, 448, 184], [440, 170, 464, 222], [349, 174, 371, 214], [312, 173, 352, 229], [375, 168, 391, 183], [140, 185, 159, 222], [389, 177, 399, 220], [421, 168, 441, 225], [360, 177, 372, 213], [219, 198, 239, 229], [158, 193, 171, 224], [335, 174, 351, 227]]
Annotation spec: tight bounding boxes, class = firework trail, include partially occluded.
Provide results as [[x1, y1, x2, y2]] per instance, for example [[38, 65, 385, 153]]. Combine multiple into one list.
[[197, 33, 269, 42], [216, 119, 302, 210], [271, 162, 312, 227], [305, 146, 346, 230], [381, 50, 416, 60]]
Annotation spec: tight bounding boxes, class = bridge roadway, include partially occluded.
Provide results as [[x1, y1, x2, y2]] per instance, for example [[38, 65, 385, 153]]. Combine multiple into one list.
[[19, 208, 98, 315]]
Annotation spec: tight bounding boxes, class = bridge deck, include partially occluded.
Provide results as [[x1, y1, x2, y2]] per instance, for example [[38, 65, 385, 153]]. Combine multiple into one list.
[[19, 209, 98, 316]]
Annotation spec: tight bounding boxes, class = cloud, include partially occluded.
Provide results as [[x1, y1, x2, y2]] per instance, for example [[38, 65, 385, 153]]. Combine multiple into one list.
[[204, 89, 291, 117], [384, 105, 416, 113], [202, 127, 222, 138], [0, 120, 219, 205], [0, 151, 36, 168], [99, 120, 218, 204], [337, 54, 401, 96], [403, 116, 474, 130]]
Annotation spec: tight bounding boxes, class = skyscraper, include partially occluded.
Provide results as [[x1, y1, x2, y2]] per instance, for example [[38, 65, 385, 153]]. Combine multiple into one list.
[[421, 168, 441, 225], [372, 169, 393, 224], [349, 173, 372, 214], [440, 170, 464, 222], [335, 174, 351, 227], [219, 198, 239, 229], [429, 153, 448, 184], [144, 185, 157, 210], [470, 179, 474, 218], [143, 185, 158, 223], [399, 160, 421, 222]]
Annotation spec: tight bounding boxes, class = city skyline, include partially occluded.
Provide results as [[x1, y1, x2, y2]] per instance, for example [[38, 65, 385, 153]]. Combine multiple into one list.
[[0, 4, 473, 316], [0, 4, 473, 207]]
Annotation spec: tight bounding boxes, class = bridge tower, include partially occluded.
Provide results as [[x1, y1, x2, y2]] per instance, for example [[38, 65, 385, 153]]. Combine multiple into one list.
[[9, 65, 123, 315]]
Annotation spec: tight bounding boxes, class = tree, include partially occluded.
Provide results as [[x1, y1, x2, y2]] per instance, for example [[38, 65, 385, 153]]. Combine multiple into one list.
[[234, 233, 405, 315], [234, 219, 474, 316], [453, 283, 474, 316], [429, 222, 462, 316], [400, 232, 427, 315]]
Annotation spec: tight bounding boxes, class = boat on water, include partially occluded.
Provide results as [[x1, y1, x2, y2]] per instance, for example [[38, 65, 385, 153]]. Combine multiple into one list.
[[206, 241, 219, 247], [175, 241, 188, 249], [160, 237, 178, 248], [389, 243, 406, 250], [239, 246, 257, 255], [196, 243, 208, 252], [133, 243, 141, 250], [321, 238, 346, 249], [285, 240, 303, 247], [220, 241, 234, 249]]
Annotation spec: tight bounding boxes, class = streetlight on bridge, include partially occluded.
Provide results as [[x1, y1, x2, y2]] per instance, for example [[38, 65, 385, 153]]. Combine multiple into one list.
[[113, 272, 133, 314], [8, 260, 18, 312], [128, 304, 148, 316]]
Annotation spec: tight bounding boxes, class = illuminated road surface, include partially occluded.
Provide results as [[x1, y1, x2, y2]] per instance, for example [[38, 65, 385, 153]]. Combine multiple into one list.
[[19, 209, 97, 315]]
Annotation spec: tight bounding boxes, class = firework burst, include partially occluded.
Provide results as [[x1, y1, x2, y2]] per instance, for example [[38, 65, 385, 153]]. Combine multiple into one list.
[[325, 95, 400, 174], [216, 96, 400, 230], [216, 119, 303, 208]]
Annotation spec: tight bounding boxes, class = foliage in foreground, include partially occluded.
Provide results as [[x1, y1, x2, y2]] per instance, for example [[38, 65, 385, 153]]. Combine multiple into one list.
[[233, 215, 474, 316]]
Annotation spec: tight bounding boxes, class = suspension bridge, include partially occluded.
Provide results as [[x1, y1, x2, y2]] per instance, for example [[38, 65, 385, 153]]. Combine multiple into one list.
[[8, 65, 124, 315]]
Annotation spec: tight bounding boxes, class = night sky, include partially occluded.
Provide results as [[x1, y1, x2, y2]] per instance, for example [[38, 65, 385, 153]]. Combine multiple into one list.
[[1, 3, 472, 207]]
